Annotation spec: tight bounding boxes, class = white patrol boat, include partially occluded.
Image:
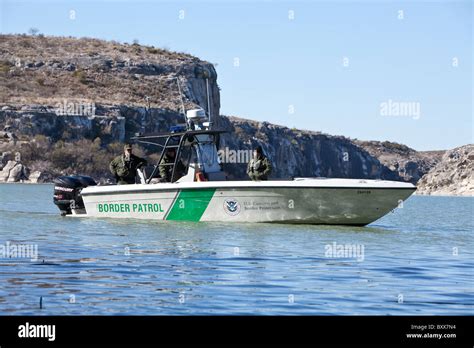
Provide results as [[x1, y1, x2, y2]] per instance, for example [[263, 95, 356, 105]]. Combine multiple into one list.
[[53, 108, 416, 226]]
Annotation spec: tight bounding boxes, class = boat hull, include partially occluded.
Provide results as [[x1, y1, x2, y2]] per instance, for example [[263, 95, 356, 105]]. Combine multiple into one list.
[[80, 180, 416, 225]]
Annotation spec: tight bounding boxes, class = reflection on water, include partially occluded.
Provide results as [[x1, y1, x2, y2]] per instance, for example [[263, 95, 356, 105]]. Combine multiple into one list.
[[0, 183, 472, 315]]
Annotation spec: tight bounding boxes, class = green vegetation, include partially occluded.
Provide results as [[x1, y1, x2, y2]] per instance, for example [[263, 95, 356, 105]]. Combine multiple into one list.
[[381, 141, 410, 152], [2, 135, 149, 180], [72, 69, 88, 84], [146, 46, 160, 54], [0, 60, 12, 74]]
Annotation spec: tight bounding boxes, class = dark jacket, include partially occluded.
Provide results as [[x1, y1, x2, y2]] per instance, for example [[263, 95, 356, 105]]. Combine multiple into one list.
[[109, 154, 147, 184], [247, 154, 272, 181], [159, 153, 185, 182]]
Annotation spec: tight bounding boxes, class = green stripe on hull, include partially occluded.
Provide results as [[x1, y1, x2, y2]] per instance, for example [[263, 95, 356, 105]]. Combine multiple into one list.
[[165, 188, 216, 221]]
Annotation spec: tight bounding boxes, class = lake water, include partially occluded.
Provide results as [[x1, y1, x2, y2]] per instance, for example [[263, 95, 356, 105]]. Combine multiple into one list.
[[0, 183, 472, 315]]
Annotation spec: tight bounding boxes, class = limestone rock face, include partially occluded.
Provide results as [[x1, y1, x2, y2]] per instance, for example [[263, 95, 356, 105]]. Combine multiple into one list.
[[0, 160, 28, 182], [219, 116, 402, 181], [0, 108, 126, 143], [354, 140, 444, 184], [0, 34, 221, 144], [0, 158, 52, 183], [0, 151, 13, 169], [28, 170, 53, 183], [0, 104, 211, 144], [416, 145, 474, 196]]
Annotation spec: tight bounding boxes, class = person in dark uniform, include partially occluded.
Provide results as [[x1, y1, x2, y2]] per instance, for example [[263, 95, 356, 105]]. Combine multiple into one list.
[[159, 148, 186, 182], [109, 143, 147, 184], [247, 145, 272, 181]]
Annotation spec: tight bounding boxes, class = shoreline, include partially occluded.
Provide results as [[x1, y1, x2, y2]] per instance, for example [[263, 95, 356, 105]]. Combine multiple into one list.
[[414, 192, 473, 198]]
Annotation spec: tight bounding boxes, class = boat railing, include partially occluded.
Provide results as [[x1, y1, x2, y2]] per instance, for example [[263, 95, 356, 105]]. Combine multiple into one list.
[[132, 129, 227, 184]]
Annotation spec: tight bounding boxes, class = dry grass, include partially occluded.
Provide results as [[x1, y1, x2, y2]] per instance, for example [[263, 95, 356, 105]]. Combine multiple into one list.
[[0, 34, 210, 108]]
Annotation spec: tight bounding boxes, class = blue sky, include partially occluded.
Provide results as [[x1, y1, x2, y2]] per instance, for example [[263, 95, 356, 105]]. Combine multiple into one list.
[[0, 0, 472, 150]]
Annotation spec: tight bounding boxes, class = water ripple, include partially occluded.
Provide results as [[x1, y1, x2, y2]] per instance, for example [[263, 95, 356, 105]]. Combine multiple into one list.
[[0, 184, 472, 314]]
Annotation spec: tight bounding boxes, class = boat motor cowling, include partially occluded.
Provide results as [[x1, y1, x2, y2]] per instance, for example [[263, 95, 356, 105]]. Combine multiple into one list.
[[53, 175, 96, 215]]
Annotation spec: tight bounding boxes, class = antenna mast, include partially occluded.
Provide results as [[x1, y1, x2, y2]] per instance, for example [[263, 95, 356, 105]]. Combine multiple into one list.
[[206, 78, 212, 126]]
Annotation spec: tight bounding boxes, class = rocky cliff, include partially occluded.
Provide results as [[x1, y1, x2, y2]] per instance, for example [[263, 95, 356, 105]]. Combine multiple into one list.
[[416, 145, 474, 196], [0, 109, 404, 183], [354, 140, 445, 184], [0, 34, 220, 182], [0, 34, 471, 193], [0, 34, 220, 123], [219, 116, 401, 181]]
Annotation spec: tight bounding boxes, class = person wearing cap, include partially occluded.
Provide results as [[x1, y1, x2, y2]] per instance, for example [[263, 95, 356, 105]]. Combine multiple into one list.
[[109, 143, 148, 184], [247, 145, 272, 181]]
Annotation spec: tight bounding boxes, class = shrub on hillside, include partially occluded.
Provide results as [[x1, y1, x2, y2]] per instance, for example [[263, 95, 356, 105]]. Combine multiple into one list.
[[2, 136, 151, 180]]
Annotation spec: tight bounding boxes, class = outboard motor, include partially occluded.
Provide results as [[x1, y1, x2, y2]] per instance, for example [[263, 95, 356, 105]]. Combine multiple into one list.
[[53, 175, 96, 216]]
